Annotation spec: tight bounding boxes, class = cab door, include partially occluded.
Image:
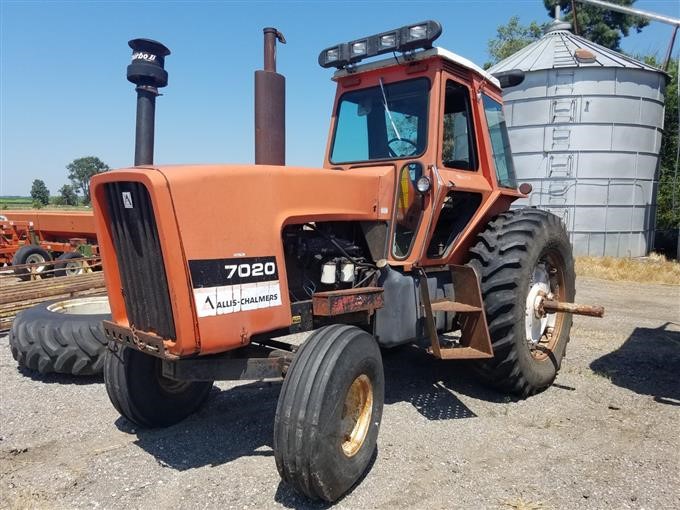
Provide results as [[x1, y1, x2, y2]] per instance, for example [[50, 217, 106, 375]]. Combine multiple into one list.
[[421, 73, 491, 263]]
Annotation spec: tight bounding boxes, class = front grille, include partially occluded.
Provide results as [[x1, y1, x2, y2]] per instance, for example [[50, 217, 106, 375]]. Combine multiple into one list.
[[104, 181, 176, 340]]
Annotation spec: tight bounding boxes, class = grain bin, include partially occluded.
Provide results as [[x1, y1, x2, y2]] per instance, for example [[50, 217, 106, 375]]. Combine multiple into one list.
[[489, 19, 667, 257]]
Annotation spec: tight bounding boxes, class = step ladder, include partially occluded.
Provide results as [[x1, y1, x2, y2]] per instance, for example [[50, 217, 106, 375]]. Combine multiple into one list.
[[417, 265, 493, 360]]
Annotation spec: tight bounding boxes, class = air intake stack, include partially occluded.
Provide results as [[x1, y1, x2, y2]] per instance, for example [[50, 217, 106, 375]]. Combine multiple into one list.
[[127, 38, 171, 166], [255, 27, 286, 165]]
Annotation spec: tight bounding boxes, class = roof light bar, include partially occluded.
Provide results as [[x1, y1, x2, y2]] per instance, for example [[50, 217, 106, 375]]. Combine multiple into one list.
[[318, 20, 443, 69]]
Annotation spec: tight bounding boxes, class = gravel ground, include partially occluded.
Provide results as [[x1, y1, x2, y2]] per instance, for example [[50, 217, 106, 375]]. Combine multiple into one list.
[[1, 277, 678, 509]]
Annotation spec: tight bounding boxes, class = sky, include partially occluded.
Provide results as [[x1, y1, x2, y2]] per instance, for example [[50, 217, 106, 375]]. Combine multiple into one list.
[[1, 0, 679, 197]]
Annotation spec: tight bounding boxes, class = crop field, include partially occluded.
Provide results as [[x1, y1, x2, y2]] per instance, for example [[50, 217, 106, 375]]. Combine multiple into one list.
[[0, 197, 33, 209], [0, 196, 91, 212]]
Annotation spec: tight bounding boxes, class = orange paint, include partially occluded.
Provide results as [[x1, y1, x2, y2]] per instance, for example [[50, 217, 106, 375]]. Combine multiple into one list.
[[91, 51, 522, 358]]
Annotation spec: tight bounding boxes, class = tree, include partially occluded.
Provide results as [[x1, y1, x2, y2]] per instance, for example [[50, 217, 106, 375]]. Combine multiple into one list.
[[56, 184, 79, 206], [485, 16, 544, 68], [543, 0, 648, 50], [30, 179, 50, 206], [641, 56, 679, 229], [66, 156, 109, 204]]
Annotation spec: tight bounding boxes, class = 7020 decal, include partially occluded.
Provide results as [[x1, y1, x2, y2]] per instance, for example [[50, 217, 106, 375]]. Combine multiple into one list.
[[189, 256, 279, 288], [224, 261, 276, 279]]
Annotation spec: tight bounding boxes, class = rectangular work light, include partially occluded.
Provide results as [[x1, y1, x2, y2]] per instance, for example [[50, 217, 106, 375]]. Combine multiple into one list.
[[318, 20, 442, 69]]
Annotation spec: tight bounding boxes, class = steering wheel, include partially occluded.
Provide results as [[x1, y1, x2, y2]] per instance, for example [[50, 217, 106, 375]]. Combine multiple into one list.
[[387, 138, 418, 158]]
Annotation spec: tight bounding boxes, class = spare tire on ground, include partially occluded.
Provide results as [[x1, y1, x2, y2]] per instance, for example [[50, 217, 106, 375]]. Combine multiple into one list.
[[9, 297, 111, 376]]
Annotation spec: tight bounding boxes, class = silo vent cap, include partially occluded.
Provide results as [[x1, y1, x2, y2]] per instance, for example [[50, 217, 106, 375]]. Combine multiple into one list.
[[544, 19, 573, 34], [574, 48, 596, 63]]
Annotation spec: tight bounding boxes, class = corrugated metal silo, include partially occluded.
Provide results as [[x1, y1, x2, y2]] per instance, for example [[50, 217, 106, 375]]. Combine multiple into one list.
[[489, 20, 667, 257]]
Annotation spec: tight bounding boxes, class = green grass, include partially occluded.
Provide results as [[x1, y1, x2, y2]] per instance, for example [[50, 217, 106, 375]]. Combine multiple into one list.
[[0, 196, 33, 209], [0, 196, 90, 211]]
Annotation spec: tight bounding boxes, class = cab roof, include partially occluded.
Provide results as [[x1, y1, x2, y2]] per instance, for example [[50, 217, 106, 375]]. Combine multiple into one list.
[[333, 46, 500, 88]]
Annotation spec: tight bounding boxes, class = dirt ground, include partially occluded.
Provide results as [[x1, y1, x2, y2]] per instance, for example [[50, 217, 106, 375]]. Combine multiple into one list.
[[1, 277, 678, 509]]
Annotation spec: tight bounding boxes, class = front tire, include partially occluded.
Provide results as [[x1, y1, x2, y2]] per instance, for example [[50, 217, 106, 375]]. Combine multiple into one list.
[[467, 208, 575, 396], [274, 324, 384, 502], [104, 343, 213, 428]]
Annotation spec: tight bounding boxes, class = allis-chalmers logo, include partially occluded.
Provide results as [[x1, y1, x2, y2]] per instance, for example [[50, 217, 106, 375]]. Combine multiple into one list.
[[122, 192, 133, 209]]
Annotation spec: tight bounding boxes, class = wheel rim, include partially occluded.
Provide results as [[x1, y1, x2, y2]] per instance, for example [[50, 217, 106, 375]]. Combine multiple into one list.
[[47, 297, 110, 315], [340, 374, 373, 457], [64, 260, 84, 276], [524, 250, 566, 360], [25, 253, 47, 272]]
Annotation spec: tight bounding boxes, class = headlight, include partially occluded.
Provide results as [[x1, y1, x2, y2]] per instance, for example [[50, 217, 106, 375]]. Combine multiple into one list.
[[379, 33, 397, 49], [407, 25, 427, 41], [351, 41, 367, 57], [318, 20, 442, 69], [325, 47, 340, 64], [416, 176, 431, 193]]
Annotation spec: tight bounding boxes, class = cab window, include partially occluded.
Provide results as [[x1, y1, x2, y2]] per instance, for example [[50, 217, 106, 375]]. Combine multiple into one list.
[[482, 95, 517, 188], [392, 162, 425, 259], [442, 81, 476, 170]]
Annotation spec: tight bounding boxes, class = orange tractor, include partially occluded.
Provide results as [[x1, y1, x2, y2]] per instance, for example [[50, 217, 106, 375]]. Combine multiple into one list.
[[91, 23, 603, 501]]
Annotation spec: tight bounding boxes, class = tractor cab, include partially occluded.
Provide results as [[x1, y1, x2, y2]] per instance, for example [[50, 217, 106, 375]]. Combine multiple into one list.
[[318, 21, 525, 265]]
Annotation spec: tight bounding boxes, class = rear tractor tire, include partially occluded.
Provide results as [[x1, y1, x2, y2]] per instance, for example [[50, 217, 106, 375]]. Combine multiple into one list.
[[467, 208, 575, 397], [9, 297, 111, 375], [104, 343, 213, 428], [12, 245, 52, 280], [274, 324, 384, 502]]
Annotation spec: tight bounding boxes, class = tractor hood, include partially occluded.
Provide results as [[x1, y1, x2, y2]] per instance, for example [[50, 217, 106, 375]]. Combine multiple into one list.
[[91, 163, 395, 356]]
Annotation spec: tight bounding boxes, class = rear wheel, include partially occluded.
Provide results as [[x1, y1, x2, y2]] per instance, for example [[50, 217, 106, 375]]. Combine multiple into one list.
[[467, 208, 575, 396], [274, 324, 384, 502], [12, 245, 52, 280], [9, 297, 111, 375], [104, 343, 213, 428], [54, 251, 85, 277]]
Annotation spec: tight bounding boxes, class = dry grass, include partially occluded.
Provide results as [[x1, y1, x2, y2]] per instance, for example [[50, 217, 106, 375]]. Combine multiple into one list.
[[576, 253, 680, 285], [501, 497, 548, 510]]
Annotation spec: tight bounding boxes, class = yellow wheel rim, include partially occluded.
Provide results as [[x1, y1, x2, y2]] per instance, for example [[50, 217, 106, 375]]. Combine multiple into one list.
[[341, 374, 373, 457]]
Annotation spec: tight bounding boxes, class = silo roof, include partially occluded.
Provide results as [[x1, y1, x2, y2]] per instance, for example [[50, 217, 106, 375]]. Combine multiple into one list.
[[488, 23, 663, 74]]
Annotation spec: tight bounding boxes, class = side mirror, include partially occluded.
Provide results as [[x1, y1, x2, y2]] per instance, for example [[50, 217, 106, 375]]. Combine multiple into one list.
[[492, 69, 525, 89]]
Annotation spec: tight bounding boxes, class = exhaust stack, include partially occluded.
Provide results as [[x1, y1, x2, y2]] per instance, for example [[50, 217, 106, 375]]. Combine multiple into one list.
[[255, 28, 286, 165], [127, 38, 171, 166]]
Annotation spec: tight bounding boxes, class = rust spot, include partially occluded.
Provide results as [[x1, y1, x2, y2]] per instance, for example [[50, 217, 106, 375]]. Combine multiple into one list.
[[312, 287, 384, 316]]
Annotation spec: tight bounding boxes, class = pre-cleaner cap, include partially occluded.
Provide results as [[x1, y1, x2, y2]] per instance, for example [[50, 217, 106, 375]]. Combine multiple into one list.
[[127, 38, 171, 88]]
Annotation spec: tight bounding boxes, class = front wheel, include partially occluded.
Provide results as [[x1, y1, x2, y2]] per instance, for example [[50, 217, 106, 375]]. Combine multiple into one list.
[[467, 208, 575, 397], [104, 343, 213, 428], [274, 324, 384, 502]]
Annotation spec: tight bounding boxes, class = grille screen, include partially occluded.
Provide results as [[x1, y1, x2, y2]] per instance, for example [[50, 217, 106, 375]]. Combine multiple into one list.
[[104, 181, 176, 340]]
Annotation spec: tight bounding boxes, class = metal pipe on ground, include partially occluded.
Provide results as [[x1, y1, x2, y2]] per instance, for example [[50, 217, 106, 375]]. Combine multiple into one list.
[[255, 27, 286, 165]]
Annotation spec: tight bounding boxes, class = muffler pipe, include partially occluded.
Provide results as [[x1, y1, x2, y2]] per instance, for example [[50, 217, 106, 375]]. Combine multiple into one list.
[[126, 38, 171, 166], [255, 27, 286, 165]]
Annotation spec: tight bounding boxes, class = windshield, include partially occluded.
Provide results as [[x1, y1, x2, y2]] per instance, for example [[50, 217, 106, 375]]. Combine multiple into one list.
[[330, 78, 430, 164]]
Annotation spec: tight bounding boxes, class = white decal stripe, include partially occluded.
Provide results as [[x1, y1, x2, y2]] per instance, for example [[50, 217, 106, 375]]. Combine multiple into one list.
[[194, 279, 281, 318]]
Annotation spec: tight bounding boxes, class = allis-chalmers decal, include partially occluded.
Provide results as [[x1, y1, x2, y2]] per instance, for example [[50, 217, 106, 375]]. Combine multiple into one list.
[[189, 256, 282, 318]]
